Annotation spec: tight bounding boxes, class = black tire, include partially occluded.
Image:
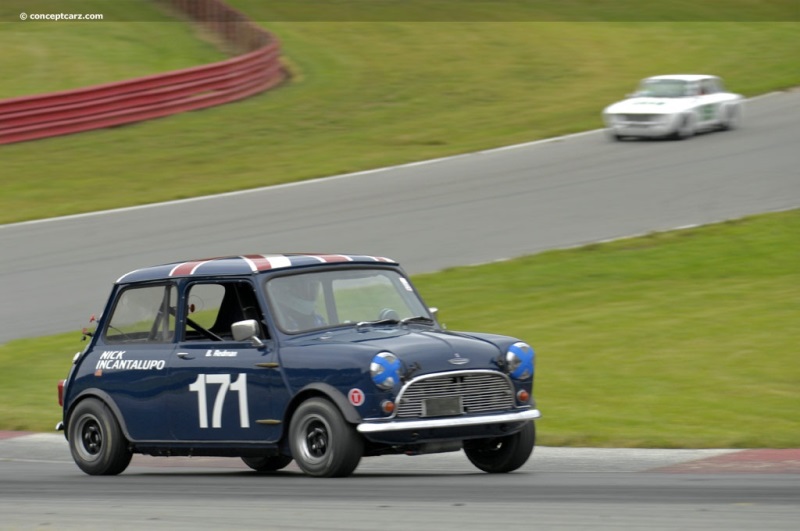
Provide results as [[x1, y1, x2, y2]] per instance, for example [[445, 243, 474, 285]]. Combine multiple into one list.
[[241, 454, 293, 472], [673, 113, 696, 140], [289, 397, 364, 477], [463, 421, 535, 473], [67, 398, 132, 476], [720, 106, 740, 131]]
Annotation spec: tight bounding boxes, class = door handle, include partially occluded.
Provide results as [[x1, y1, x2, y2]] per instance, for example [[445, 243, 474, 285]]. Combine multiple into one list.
[[255, 362, 279, 368], [176, 352, 193, 360]]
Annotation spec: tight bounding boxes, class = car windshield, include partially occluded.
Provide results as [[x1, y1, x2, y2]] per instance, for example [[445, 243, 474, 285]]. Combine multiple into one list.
[[265, 268, 431, 333], [636, 79, 689, 98]]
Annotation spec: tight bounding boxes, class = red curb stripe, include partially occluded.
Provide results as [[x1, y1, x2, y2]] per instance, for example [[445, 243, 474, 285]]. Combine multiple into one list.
[[0, 431, 33, 440], [655, 449, 800, 474]]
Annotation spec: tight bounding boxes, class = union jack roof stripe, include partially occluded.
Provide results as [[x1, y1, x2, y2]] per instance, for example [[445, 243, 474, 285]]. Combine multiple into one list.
[[115, 253, 397, 284], [169, 259, 213, 277]]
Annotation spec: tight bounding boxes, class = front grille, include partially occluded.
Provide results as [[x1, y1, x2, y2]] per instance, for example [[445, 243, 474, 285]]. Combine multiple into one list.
[[394, 371, 515, 418], [622, 114, 658, 123]]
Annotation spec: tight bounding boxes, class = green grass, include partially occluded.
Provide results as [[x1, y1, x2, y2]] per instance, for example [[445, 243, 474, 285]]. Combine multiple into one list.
[[1, 8, 798, 223], [413, 210, 800, 448], [0, 2, 226, 98], [2, 210, 798, 448]]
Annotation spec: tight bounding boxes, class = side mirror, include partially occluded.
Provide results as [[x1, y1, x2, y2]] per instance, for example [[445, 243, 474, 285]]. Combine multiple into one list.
[[429, 307, 445, 328], [232, 319, 264, 347]]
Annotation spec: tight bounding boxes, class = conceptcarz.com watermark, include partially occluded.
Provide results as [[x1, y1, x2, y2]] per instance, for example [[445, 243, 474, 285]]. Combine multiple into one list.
[[19, 12, 104, 21]]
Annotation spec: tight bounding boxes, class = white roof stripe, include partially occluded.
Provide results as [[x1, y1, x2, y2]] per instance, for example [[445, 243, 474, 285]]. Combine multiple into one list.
[[116, 268, 144, 283], [265, 255, 292, 268], [240, 256, 259, 272], [190, 261, 210, 275]]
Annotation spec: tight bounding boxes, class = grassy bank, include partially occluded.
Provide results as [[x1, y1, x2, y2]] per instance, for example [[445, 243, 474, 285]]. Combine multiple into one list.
[[3, 210, 797, 447]]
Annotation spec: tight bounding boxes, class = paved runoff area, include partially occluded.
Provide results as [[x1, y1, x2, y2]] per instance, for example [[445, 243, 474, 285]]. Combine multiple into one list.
[[2, 431, 798, 474]]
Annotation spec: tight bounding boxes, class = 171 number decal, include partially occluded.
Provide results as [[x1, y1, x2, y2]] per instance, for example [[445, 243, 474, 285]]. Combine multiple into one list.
[[189, 373, 250, 428]]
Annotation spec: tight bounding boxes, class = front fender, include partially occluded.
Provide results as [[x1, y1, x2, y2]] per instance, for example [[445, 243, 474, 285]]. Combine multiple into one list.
[[289, 382, 362, 424]]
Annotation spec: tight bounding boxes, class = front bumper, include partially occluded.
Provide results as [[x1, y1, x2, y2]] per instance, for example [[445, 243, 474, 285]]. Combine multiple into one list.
[[604, 114, 679, 138], [357, 408, 540, 434]]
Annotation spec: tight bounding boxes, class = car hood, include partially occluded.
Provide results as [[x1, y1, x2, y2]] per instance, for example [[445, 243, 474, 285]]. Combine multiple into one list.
[[290, 326, 516, 373], [605, 97, 695, 114]]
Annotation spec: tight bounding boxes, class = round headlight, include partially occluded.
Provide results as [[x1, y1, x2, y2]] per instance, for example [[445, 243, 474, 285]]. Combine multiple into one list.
[[506, 342, 534, 380], [370, 352, 402, 390]]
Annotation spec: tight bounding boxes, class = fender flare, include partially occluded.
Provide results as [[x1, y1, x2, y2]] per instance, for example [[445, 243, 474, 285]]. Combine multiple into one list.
[[65, 389, 133, 441], [290, 382, 362, 424]]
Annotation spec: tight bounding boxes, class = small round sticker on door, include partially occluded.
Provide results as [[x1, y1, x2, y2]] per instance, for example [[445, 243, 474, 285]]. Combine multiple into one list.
[[348, 388, 365, 406]]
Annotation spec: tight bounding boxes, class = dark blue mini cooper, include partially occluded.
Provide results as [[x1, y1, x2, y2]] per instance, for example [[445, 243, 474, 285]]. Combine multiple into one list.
[[58, 254, 540, 477]]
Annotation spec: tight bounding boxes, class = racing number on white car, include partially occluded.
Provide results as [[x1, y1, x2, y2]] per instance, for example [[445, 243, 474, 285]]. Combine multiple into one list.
[[189, 373, 250, 428]]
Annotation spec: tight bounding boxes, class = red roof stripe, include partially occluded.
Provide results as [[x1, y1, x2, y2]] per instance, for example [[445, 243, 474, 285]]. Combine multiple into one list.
[[241, 255, 262, 272], [170, 260, 209, 276], [243, 254, 294, 271], [317, 254, 352, 263], [243, 254, 272, 271]]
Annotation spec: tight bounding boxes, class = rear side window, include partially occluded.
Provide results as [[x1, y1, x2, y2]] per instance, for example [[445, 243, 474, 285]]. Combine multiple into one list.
[[183, 281, 266, 341], [104, 285, 177, 343]]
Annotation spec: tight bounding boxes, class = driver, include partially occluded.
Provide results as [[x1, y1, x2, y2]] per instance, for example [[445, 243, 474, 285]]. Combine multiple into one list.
[[272, 276, 326, 332]]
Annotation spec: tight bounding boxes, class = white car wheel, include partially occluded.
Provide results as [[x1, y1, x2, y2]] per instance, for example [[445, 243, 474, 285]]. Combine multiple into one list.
[[720, 106, 740, 131], [674, 113, 696, 140]]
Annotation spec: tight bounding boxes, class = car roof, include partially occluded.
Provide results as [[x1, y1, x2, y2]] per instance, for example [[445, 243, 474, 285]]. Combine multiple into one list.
[[643, 74, 719, 82], [116, 254, 397, 284]]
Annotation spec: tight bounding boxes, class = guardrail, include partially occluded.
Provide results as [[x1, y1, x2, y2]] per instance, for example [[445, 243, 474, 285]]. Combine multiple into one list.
[[0, 0, 285, 145]]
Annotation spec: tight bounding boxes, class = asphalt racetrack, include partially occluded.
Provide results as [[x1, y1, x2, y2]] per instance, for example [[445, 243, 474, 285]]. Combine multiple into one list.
[[1, 90, 799, 530], [1, 432, 799, 530], [1, 90, 799, 343]]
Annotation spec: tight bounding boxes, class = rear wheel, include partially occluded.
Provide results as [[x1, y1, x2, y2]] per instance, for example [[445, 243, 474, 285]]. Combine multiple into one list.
[[720, 105, 740, 131], [464, 421, 535, 473], [241, 454, 293, 472], [68, 398, 132, 475], [289, 397, 363, 477]]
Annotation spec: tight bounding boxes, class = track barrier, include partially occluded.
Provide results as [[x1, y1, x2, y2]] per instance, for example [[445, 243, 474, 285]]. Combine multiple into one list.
[[0, 0, 286, 145]]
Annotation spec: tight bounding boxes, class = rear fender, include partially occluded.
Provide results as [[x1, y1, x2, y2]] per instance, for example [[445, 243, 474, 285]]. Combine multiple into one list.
[[64, 389, 130, 441]]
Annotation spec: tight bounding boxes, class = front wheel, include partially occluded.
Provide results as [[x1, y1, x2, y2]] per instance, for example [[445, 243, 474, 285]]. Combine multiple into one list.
[[289, 397, 364, 477], [673, 113, 696, 140], [463, 421, 535, 473], [67, 398, 132, 475], [241, 454, 293, 472]]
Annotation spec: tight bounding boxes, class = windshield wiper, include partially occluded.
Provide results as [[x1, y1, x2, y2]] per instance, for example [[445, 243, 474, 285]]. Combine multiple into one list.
[[399, 316, 435, 326], [355, 316, 435, 331], [355, 318, 400, 331]]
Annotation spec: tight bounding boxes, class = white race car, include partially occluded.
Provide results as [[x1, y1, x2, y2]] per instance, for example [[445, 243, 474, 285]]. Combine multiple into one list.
[[602, 74, 743, 140]]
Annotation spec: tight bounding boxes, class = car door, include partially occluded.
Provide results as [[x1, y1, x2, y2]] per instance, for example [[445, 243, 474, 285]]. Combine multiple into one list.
[[697, 78, 723, 126], [165, 280, 285, 443], [93, 283, 177, 441]]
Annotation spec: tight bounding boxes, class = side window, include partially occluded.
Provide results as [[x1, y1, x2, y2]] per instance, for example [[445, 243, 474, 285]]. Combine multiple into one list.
[[183, 282, 266, 341], [701, 79, 716, 95], [104, 285, 177, 344]]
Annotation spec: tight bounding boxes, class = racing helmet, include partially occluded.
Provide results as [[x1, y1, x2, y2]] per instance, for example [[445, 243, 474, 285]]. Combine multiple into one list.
[[275, 276, 320, 314]]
